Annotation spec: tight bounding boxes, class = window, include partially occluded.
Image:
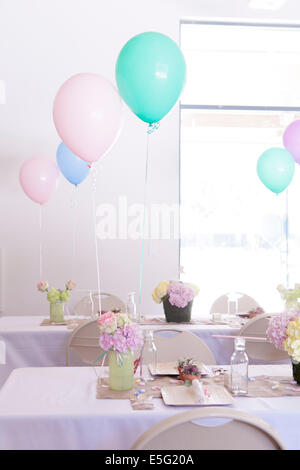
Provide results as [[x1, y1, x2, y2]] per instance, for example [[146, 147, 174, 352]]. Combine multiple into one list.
[[180, 20, 300, 316]]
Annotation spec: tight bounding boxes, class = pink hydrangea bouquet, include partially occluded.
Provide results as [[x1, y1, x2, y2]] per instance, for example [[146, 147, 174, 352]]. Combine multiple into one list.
[[267, 311, 300, 360], [267, 310, 300, 383], [152, 280, 199, 323], [152, 280, 199, 308], [98, 311, 143, 354]]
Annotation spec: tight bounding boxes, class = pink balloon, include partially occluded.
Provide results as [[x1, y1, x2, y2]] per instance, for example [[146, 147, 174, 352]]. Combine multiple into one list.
[[283, 119, 300, 164], [53, 73, 123, 163], [19, 157, 59, 205]]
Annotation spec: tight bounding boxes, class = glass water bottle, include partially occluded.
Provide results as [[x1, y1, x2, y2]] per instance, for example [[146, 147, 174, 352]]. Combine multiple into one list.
[[139, 329, 157, 379], [126, 292, 137, 321], [230, 337, 248, 396]]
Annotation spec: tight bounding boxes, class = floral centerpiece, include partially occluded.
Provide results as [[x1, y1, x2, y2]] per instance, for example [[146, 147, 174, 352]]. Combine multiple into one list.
[[37, 280, 76, 323], [98, 311, 143, 391], [177, 358, 201, 382], [277, 284, 300, 310], [152, 280, 199, 322], [266, 310, 300, 383]]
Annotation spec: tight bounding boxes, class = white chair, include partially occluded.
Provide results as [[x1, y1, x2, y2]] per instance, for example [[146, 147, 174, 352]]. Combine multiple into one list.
[[238, 313, 289, 361], [73, 292, 125, 316], [153, 329, 217, 365], [66, 319, 108, 366], [131, 407, 286, 450], [210, 292, 259, 315]]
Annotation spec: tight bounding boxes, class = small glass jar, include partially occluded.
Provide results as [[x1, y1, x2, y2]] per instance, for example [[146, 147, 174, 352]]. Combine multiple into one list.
[[140, 329, 157, 378], [126, 292, 137, 322], [49, 301, 65, 323], [230, 337, 248, 396], [108, 350, 134, 391]]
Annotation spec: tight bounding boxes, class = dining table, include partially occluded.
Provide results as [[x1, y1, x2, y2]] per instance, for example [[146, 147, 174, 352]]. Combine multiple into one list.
[[0, 314, 289, 389], [0, 314, 246, 388], [0, 364, 298, 450]]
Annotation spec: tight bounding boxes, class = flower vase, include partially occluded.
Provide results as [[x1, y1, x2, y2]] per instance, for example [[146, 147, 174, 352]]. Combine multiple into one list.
[[178, 367, 199, 382], [292, 358, 300, 384], [109, 351, 134, 391], [163, 298, 193, 323], [50, 301, 65, 323]]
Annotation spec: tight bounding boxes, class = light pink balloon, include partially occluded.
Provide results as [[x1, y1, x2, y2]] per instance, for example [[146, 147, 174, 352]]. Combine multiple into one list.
[[19, 157, 59, 205], [53, 73, 123, 163]]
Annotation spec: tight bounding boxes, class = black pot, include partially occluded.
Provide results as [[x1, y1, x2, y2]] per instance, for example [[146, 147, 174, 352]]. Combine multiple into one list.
[[163, 298, 193, 323], [292, 358, 300, 384]]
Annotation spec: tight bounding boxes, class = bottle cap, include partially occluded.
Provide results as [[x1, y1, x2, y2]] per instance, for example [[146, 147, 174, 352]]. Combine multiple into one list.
[[234, 336, 245, 349]]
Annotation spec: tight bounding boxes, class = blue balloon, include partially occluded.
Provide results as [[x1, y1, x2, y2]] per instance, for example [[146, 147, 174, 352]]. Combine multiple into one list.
[[56, 142, 90, 186]]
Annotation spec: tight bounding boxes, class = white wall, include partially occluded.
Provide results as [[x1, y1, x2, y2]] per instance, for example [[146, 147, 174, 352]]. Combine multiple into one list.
[[1, 0, 300, 317]]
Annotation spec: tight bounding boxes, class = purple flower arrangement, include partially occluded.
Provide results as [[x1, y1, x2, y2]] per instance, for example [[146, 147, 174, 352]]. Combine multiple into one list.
[[152, 280, 199, 308], [168, 282, 195, 308], [98, 312, 143, 353], [266, 310, 300, 350]]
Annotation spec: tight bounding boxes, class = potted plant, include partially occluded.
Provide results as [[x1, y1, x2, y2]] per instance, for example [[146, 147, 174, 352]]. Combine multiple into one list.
[[97, 312, 143, 391], [152, 280, 199, 322], [266, 310, 300, 383], [277, 284, 300, 310], [37, 280, 75, 323], [177, 358, 201, 382]]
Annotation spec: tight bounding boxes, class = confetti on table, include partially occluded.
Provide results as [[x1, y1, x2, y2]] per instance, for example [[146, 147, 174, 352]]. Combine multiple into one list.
[[271, 384, 280, 390], [285, 386, 300, 392]]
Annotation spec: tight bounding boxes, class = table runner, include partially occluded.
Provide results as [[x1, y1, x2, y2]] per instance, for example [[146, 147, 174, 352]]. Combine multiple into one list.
[[40, 318, 88, 329], [139, 315, 243, 327]]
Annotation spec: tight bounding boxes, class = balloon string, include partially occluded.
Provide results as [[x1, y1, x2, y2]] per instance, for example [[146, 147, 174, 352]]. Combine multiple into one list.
[[71, 185, 78, 280], [91, 166, 102, 316], [138, 125, 154, 320], [285, 189, 289, 288], [39, 205, 43, 280]]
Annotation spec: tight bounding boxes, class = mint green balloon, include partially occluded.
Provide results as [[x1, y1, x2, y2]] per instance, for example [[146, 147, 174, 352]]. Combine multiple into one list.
[[257, 147, 295, 194], [115, 32, 186, 124]]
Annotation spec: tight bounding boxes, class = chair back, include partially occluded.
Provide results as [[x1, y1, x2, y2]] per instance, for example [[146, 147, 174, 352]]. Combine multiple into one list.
[[131, 407, 286, 450], [210, 292, 259, 314], [73, 292, 125, 316], [153, 329, 216, 365], [66, 319, 107, 366], [238, 313, 289, 361]]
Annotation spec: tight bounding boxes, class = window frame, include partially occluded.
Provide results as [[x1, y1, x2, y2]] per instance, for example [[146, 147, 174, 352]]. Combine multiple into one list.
[[179, 18, 300, 296]]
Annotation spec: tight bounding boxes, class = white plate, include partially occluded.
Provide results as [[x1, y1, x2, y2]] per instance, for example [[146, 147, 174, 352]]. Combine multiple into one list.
[[161, 383, 234, 406]]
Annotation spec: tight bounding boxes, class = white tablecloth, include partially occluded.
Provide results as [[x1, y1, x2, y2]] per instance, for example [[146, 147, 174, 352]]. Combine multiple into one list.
[[0, 315, 288, 389], [0, 364, 298, 450], [0, 315, 244, 388]]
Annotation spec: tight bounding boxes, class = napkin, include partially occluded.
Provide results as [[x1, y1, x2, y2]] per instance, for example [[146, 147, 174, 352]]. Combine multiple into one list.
[[192, 379, 206, 403]]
